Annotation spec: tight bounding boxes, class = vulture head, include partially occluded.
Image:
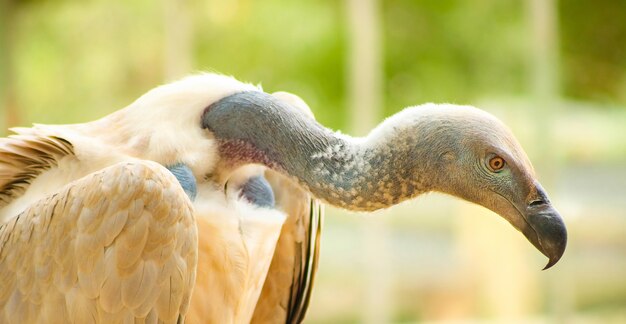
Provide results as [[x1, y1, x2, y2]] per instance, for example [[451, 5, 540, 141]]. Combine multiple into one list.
[[109, 74, 566, 269]]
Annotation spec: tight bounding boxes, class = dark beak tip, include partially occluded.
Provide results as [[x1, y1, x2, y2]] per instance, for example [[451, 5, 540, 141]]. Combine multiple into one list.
[[542, 254, 562, 270], [526, 205, 568, 270], [539, 223, 567, 270], [542, 242, 567, 270]]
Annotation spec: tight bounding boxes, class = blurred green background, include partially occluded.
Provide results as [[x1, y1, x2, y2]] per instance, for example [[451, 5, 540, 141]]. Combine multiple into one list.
[[1, 0, 625, 323]]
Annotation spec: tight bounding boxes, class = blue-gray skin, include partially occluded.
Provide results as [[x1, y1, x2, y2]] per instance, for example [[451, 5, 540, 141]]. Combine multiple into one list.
[[201, 91, 567, 269], [167, 163, 275, 209], [239, 175, 276, 208], [167, 163, 197, 201]]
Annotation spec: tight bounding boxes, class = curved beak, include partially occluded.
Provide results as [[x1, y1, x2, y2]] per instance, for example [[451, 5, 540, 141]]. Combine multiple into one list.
[[518, 184, 567, 270]]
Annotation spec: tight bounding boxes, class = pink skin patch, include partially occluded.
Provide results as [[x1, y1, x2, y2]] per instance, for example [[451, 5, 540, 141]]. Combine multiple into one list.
[[218, 139, 281, 171]]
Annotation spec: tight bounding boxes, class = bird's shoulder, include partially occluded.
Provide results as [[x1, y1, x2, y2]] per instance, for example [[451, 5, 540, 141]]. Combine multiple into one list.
[[0, 126, 74, 210], [0, 123, 139, 222], [0, 161, 197, 323], [250, 171, 323, 324]]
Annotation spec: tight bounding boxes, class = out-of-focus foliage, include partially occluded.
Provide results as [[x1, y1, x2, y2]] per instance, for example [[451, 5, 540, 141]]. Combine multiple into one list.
[[4, 0, 626, 129], [384, 0, 529, 112], [192, 0, 347, 129], [2, 0, 349, 129], [560, 0, 626, 104]]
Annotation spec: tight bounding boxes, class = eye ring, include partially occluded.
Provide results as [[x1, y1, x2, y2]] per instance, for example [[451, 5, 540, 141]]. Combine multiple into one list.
[[488, 156, 506, 172]]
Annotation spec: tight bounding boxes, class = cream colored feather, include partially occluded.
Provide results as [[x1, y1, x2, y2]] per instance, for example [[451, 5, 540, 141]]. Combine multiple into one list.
[[0, 161, 197, 323], [0, 74, 323, 324], [185, 184, 286, 323]]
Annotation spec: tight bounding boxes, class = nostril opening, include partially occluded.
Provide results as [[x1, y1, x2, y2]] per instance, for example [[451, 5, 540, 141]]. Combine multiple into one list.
[[529, 199, 547, 207]]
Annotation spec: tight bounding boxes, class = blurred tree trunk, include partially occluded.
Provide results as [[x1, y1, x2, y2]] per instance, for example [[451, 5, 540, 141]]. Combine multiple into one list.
[[163, 0, 193, 81], [529, 0, 560, 101], [0, 0, 20, 131], [527, 0, 573, 323], [346, 0, 382, 136], [345, 0, 391, 323]]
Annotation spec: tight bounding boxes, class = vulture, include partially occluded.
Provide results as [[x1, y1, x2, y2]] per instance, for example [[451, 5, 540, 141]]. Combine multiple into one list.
[[0, 73, 567, 323]]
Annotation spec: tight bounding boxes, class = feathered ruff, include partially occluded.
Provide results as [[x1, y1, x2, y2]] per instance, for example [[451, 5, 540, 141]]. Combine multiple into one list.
[[0, 127, 73, 209]]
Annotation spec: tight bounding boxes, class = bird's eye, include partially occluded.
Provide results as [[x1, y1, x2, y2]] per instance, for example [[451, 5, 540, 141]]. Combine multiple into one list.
[[488, 156, 506, 172]]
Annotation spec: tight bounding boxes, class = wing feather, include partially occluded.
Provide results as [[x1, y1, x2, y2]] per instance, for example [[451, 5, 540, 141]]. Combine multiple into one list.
[[0, 129, 74, 207], [185, 189, 287, 324], [288, 199, 323, 323], [0, 161, 197, 323], [251, 171, 324, 324]]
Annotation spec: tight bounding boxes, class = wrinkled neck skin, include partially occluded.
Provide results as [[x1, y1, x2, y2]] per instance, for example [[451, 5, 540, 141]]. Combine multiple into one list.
[[203, 92, 452, 211]]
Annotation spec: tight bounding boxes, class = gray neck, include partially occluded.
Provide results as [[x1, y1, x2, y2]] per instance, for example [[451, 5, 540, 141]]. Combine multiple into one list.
[[203, 91, 446, 211]]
